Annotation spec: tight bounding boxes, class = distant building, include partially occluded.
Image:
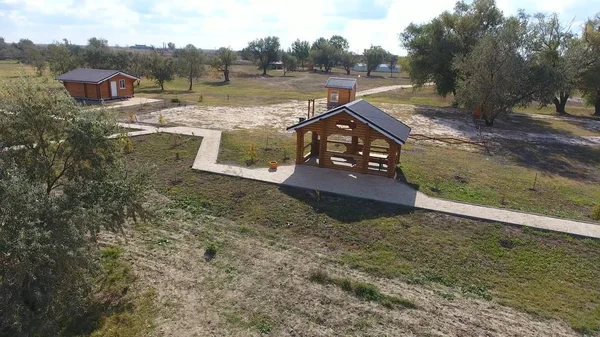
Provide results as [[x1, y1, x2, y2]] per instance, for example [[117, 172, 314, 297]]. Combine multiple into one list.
[[130, 44, 153, 50], [56, 68, 140, 101], [269, 61, 283, 70], [353, 63, 400, 73]]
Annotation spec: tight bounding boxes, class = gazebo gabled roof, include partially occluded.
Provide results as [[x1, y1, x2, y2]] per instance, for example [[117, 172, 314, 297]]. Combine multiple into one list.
[[287, 99, 411, 145]]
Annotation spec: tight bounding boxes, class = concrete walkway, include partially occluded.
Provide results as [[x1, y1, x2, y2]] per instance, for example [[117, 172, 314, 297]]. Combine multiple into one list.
[[120, 123, 600, 239]]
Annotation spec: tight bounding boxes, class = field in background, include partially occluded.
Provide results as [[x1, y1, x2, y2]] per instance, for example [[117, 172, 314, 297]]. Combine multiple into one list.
[[134, 64, 411, 106], [122, 133, 600, 334]]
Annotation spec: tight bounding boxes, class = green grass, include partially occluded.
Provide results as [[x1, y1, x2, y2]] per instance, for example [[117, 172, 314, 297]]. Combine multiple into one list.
[[129, 65, 411, 106], [365, 86, 598, 118], [218, 129, 297, 167], [126, 133, 600, 333], [309, 270, 417, 309], [400, 142, 600, 221], [216, 130, 600, 221]]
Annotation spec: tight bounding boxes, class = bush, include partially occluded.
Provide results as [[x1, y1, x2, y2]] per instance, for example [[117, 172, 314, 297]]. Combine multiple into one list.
[[309, 269, 330, 284], [170, 98, 180, 103], [591, 203, 600, 221], [353, 282, 383, 301]]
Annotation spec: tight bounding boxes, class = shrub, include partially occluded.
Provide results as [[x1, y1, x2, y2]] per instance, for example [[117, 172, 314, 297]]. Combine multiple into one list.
[[123, 136, 134, 154], [171, 98, 180, 103], [591, 203, 600, 221], [353, 282, 383, 301], [309, 269, 330, 284]]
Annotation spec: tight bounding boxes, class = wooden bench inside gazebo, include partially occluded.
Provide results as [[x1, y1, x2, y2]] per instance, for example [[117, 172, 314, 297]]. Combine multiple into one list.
[[287, 99, 411, 178]]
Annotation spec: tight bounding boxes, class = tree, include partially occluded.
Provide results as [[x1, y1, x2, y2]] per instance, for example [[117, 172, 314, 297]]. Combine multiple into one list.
[[387, 54, 398, 77], [211, 47, 237, 82], [47, 41, 76, 76], [329, 35, 350, 52], [281, 51, 297, 76], [401, 0, 504, 96], [579, 13, 600, 115], [363, 46, 386, 76], [128, 52, 151, 84], [175, 44, 205, 90], [291, 39, 310, 69], [341, 51, 357, 75], [149, 53, 174, 90], [13, 38, 37, 64], [246, 36, 280, 75], [167, 42, 176, 51], [32, 50, 46, 76], [0, 75, 148, 335], [528, 13, 578, 114], [310, 38, 338, 72], [85, 37, 111, 69], [110, 50, 132, 71], [454, 16, 539, 126]]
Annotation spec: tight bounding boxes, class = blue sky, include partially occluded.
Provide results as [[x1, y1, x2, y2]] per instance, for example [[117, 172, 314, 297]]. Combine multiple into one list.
[[1, 0, 597, 55]]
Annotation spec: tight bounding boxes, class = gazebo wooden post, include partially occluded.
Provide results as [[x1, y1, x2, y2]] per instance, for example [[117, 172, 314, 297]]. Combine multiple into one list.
[[361, 129, 371, 174], [311, 131, 319, 156], [295, 130, 304, 164], [387, 142, 398, 177], [319, 122, 327, 167], [351, 136, 359, 154]]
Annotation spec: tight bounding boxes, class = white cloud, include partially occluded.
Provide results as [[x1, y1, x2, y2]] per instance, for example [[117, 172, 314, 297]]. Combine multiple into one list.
[[1, 0, 596, 54]]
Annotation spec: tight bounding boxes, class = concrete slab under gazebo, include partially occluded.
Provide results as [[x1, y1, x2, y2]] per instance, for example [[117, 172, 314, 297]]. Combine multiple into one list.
[[286, 99, 411, 178]]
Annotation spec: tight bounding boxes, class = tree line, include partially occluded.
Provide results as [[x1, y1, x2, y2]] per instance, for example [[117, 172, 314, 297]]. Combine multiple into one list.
[[0, 35, 403, 91], [401, 0, 600, 121]]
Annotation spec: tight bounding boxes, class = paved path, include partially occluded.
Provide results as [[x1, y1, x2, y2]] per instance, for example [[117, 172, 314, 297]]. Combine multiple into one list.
[[120, 123, 600, 239]]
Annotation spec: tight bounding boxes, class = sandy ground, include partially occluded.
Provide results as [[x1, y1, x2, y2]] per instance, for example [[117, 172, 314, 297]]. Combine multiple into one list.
[[105, 196, 578, 337], [134, 101, 600, 146], [102, 97, 161, 109]]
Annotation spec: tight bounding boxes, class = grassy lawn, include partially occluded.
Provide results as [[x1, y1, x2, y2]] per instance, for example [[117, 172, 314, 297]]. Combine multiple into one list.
[[400, 142, 600, 221], [216, 130, 600, 221], [218, 129, 297, 167], [135, 65, 411, 106], [125, 133, 600, 333]]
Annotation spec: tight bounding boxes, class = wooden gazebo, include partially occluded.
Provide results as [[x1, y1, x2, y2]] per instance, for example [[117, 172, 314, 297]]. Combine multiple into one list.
[[287, 99, 411, 178]]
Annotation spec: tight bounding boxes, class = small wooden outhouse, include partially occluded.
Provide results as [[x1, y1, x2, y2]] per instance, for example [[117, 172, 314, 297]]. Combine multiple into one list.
[[325, 77, 357, 109]]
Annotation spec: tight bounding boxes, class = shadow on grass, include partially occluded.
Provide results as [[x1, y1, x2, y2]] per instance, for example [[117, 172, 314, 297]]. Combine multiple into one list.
[[136, 88, 192, 95], [278, 185, 413, 223], [201, 80, 230, 87], [494, 140, 600, 182]]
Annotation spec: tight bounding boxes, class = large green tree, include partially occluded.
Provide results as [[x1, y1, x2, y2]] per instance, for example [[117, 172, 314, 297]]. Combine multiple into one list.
[[85, 37, 111, 69], [291, 39, 310, 69], [149, 53, 175, 90], [210, 47, 237, 82], [175, 44, 205, 90], [310, 38, 338, 72], [454, 16, 542, 125], [363, 45, 386, 76], [580, 14, 600, 115], [246, 36, 280, 75], [401, 0, 503, 96], [0, 75, 148, 336], [46, 40, 77, 76]]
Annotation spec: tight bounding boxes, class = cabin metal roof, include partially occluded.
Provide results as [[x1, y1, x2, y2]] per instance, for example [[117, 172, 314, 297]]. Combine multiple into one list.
[[56, 68, 140, 84], [325, 77, 357, 90], [287, 99, 411, 145]]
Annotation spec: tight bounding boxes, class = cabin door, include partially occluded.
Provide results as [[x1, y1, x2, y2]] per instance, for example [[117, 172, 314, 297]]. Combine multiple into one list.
[[110, 81, 118, 97]]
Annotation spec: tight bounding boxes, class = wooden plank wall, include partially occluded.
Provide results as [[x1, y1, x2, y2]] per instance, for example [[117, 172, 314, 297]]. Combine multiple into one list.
[[295, 111, 400, 177]]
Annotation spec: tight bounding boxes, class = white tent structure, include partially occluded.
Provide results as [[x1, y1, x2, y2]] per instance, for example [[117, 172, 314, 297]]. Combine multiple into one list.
[[353, 63, 400, 73]]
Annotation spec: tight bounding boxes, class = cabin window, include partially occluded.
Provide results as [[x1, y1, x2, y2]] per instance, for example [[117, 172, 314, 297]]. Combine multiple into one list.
[[119, 79, 126, 89], [330, 90, 339, 103]]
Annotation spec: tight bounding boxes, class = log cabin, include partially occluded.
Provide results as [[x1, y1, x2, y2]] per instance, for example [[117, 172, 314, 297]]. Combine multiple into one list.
[[287, 99, 411, 178], [57, 68, 140, 101], [325, 77, 357, 109]]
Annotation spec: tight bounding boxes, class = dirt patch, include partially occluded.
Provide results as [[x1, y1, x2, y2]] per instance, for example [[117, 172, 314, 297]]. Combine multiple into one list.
[[106, 200, 578, 337], [135, 99, 599, 147]]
